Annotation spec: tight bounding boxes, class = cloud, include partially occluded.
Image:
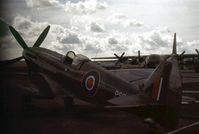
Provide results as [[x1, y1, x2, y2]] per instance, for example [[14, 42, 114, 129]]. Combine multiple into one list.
[[12, 15, 49, 45], [140, 27, 171, 48], [181, 40, 199, 53], [1, 16, 49, 49], [107, 13, 144, 28], [108, 37, 118, 44], [25, 0, 61, 8], [70, 15, 104, 32], [7, 14, 193, 59], [90, 22, 104, 32], [124, 20, 143, 27], [0, 19, 9, 37], [59, 33, 81, 44], [10, 15, 172, 57], [64, 0, 108, 14], [132, 27, 175, 53], [187, 40, 199, 47], [84, 43, 101, 52]]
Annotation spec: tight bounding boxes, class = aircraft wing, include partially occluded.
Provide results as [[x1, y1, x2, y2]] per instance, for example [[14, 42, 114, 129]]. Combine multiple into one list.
[[0, 61, 73, 98], [105, 95, 171, 128], [38, 73, 74, 98], [181, 54, 199, 59], [109, 69, 154, 86], [92, 55, 147, 60]]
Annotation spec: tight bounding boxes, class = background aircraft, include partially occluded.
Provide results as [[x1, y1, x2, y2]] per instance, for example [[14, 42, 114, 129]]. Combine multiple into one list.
[[92, 50, 166, 69], [93, 33, 199, 71], [0, 25, 182, 128]]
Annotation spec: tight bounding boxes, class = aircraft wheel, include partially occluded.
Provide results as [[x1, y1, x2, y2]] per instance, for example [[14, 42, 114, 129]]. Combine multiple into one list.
[[63, 97, 74, 113], [144, 118, 157, 134]]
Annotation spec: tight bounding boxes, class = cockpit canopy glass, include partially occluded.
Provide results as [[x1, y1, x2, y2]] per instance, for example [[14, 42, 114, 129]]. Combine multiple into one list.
[[63, 51, 90, 69], [63, 51, 76, 65], [67, 51, 76, 60], [72, 54, 90, 67]]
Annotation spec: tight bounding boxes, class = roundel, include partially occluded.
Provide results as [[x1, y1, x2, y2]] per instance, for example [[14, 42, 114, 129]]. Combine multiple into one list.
[[82, 71, 100, 97]]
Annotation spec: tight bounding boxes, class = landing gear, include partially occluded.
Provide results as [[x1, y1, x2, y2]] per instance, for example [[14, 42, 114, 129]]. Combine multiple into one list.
[[63, 97, 74, 113], [144, 118, 157, 134]]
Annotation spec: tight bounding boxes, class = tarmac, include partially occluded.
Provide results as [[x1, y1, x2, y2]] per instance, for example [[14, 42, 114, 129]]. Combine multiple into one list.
[[1, 61, 199, 134]]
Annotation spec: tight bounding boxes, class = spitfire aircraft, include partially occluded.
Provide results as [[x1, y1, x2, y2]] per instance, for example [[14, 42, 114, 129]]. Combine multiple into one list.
[[1, 25, 182, 128]]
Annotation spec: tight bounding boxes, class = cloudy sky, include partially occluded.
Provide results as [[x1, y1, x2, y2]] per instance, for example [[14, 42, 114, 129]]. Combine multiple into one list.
[[0, 0, 199, 59]]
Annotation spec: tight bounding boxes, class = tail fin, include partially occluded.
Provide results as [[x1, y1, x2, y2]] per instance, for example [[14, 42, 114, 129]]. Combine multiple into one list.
[[145, 60, 172, 102], [144, 32, 181, 105], [143, 56, 182, 128], [144, 56, 181, 104], [172, 33, 177, 55], [9, 25, 50, 49]]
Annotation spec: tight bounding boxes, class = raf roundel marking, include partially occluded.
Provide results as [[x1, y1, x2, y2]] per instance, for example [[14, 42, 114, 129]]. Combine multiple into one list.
[[85, 75, 95, 91], [82, 71, 100, 97]]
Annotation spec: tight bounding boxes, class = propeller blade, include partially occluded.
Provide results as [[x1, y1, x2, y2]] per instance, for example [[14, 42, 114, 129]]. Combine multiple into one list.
[[0, 56, 24, 66], [115, 60, 120, 65], [9, 26, 28, 49], [195, 49, 199, 55], [180, 51, 185, 57], [178, 51, 185, 63], [118, 52, 125, 63], [120, 52, 125, 60], [114, 53, 119, 59], [33, 25, 50, 48]]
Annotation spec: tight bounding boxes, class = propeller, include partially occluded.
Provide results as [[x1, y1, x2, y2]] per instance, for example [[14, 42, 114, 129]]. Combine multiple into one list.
[[0, 25, 50, 68], [114, 52, 125, 65], [9, 25, 50, 49]]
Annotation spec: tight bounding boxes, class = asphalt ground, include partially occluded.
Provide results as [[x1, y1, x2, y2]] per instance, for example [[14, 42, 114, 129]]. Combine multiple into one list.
[[1, 61, 199, 134]]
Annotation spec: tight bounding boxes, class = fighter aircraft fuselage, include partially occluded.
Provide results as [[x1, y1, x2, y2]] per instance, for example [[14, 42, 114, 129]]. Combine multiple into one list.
[[23, 47, 138, 105]]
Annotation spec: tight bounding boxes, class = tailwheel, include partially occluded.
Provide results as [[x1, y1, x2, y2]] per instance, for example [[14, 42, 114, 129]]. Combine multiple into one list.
[[144, 118, 158, 134], [63, 97, 74, 113]]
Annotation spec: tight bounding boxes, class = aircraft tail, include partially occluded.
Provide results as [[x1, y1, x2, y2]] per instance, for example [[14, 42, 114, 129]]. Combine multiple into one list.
[[143, 56, 182, 128], [9, 25, 50, 49], [172, 33, 177, 55]]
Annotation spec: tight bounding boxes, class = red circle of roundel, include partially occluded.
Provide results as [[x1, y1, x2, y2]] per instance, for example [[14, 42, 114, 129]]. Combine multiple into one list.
[[82, 71, 100, 97], [85, 76, 95, 90]]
